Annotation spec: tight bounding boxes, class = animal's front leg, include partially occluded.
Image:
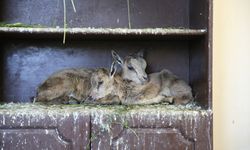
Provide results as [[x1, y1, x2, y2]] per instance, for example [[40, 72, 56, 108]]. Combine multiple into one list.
[[96, 95, 121, 104], [132, 87, 160, 104], [127, 95, 166, 105], [67, 92, 81, 104], [161, 96, 174, 104]]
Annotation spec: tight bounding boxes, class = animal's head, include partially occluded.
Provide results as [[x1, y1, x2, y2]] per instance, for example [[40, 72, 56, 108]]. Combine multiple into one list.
[[88, 62, 117, 100], [112, 50, 148, 85]]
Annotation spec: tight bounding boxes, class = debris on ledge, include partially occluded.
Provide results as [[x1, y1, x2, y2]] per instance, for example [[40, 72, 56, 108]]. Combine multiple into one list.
[[0, 27, 207, 36], [0, 102, 210, 116]]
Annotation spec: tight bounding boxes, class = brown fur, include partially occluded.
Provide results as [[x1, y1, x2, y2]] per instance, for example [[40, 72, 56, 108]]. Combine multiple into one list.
[[159, 69, 193, 104], [36, 51, 148, 104], [36, 68, 94, 104], [87, 68, 193, 105]]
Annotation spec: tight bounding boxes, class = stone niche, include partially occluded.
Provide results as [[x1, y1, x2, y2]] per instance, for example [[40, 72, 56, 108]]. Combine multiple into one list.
[[0, 0, 212, 149]]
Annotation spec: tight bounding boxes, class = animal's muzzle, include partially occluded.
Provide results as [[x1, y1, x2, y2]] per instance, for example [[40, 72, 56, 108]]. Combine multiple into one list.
[[143, 75, 148, 82]]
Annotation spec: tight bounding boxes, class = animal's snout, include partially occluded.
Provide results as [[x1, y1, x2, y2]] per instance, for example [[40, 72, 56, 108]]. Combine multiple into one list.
[[87, 96, 94, 101], [143, 75, 148, 82]]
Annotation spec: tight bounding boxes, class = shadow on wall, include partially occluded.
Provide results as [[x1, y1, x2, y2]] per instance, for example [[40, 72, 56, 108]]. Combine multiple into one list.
[[0, 1, 4, 22]]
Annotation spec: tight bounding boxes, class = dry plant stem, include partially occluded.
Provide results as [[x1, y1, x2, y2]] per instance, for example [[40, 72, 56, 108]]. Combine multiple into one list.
[[112, 122, 139, 139], [71, 0, 77, 12], [127, 0, 131, 29], [63, 0, 67, 44], [127, 126, 139, 139], [63, 0, 76, 44]]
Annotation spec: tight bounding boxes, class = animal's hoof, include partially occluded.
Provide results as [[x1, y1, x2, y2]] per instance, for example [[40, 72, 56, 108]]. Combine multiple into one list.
[[81, 97, 96, 104], [68, 99, 79, 104]]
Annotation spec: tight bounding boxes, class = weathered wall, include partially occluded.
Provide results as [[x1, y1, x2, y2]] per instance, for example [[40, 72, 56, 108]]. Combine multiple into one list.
[[0, 103, 211, 150], [213, 0, 250, 149]]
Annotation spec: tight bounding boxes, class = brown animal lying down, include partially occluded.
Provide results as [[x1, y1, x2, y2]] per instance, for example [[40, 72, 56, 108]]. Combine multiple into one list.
[[35, 50, 148, 104], [35, 50, 193, 105], [35, 65, 193, 105], [86, 63, 193, 105], [35, 68, 94, 104]]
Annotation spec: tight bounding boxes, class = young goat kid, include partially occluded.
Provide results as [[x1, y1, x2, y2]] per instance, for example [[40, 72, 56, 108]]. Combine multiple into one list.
[[111, 50, 148, 85], [35, 51, 147, 104], [87, 61, 193, 105]]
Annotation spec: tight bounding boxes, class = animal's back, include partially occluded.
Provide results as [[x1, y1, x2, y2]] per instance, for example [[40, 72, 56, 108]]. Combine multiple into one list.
[[160, 69, 193, 104], [36, 68, 94, 104]]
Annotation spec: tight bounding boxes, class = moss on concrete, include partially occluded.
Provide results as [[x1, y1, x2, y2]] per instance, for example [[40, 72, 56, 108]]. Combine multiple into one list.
[[0, 22, 45, 28], [0, 102, 206, 115]]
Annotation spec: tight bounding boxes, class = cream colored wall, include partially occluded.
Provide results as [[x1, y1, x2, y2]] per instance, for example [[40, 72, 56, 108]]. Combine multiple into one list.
[[213, 0, 250, 149]]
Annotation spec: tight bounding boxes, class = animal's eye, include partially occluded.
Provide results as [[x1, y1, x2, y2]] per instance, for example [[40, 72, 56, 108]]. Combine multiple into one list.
[[97, 81, 103, 89], [127, 66, 134, 71], [98, 81, 103, 85]]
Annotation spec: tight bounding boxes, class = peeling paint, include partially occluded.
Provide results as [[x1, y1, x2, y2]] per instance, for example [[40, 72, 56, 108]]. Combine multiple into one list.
[[0, 103, 211, 149]]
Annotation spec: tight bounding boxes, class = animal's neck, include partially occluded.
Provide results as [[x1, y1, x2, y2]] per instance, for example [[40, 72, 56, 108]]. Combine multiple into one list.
[[121, 71, 130, 81], [113, 75, 126, 99]]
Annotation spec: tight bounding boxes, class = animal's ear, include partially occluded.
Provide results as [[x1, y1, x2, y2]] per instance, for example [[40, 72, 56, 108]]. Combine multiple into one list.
[[110, 62, 117, 78], [111, 50, 123, 65], [137, 50, 145, 58]]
